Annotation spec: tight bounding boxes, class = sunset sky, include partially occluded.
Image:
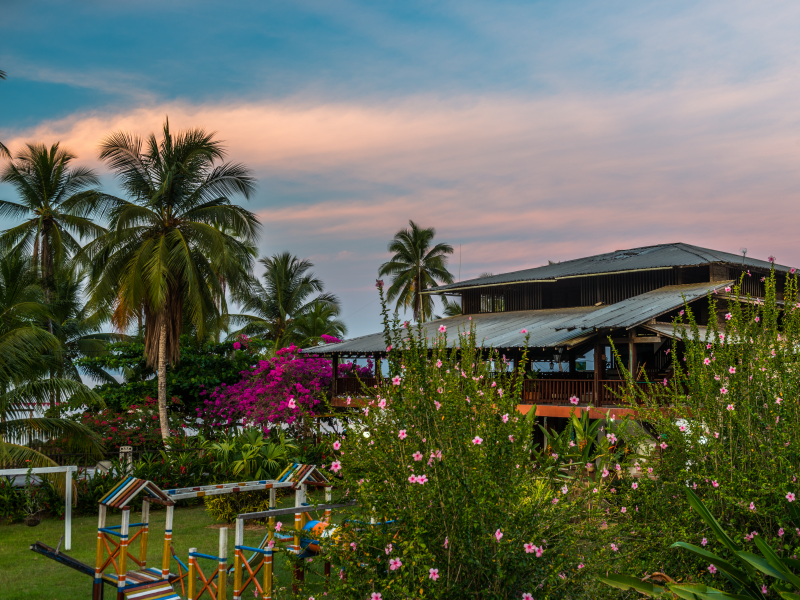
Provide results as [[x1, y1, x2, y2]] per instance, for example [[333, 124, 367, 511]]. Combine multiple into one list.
[[2, 1, 800, 336]]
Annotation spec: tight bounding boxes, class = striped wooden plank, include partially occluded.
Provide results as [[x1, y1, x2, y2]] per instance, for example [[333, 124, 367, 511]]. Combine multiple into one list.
[[124, 580, 181, 600]]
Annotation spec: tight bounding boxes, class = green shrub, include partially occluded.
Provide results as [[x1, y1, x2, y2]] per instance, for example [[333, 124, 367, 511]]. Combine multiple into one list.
[[203, 490, 283, 523]]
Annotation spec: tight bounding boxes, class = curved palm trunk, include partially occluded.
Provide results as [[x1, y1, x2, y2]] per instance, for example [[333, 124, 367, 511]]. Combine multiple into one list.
[[157, 321, 170, 442]]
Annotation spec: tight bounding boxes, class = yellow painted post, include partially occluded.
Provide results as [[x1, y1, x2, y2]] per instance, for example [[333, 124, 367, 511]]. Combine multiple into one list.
[[118, 506, 131, 598], [233, 519, 243, 600], [218, 527, 228, 600], [162, 503, 174, 579], [188, 548, 196, 600], [93, 504, 107, 600], [263, 545, 273, 600], [140, 499, 150, 567], [268, 488, 276, 543], [293, 487, 302, 553]]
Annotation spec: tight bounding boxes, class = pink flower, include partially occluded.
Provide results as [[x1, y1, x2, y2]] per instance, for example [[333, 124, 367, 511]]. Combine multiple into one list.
[[399, 430, 407, 439], [712, 480, 719, 488], [385, 543, 393, 554], [720, 387, 728, 395], [523, 594, 534, 600], [330, 461, 342, 473], [389, 558, 402, 570], [378, 398, 387, 409], [631, 482, 638, 490], [444, 537, 448, 549], [524, 542, 536, 553], [333, 440, 341, 450], [621, 507, 627, 513], [750, 502, 756, 511], [779, 528, 785, 537], [769, 255, 776, 263], [660, 442, 668, 449], [392, 376, 401, 386], [610, 543, 618, 552], [701, 537, 707, 546], [371, 594, 382, 600], [473, 436, 483, 445], [679, 425, 686, 432], [508, 435, 514, 442], [602, 468, 609, 478], [708, 564, 717, 574], [408, 475, 417, 484], [569, 396, 579, 405], [233, 341, 241, 349], [438, 325, 447, 333], [787, 492, 796, 502], [729, 366, 736, 374], [495, 529, 503, 541], [429, 568, 439, 580], [275, 522, 282, 531], [417, 474, 428, 484], [725, 287, 731, 292], [287, 398, 296, 409], [776, 398, 782, 405], [520, 329, 528, 334], [725, 313, 732, 320], [704, 357, 711, 365], [726, 404, 734, 411], [413, 451, 423, 461], [501, 413, 510, 423], [386, 345, 392, 352]]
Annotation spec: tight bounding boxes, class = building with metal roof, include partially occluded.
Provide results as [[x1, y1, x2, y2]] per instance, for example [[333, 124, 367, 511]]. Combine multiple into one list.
[[303, 243, 789, 409]]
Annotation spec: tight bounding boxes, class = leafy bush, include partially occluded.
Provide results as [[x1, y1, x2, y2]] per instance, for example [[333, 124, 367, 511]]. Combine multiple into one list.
[[203, 429, 295, 480], [204, 491, 278, 524], [318, 284, 615, 599], [610, 270, 800, 583]]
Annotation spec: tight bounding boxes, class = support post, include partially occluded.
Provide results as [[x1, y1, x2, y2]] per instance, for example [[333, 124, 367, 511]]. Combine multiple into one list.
[[140, 499, 150, 567], [629, 341, 638, 380], [264, 541, 273, 600], [188, 548, 196, 600], [162, 503, 174, 579], [218, 528, 228, 600], [65, 467, 74, 551], [93, 504, 107, 600], [293, 487, 302, 553], [324, 486, 332, 522], [593, 343, 603, 407], [331, 354, 339, 397], [117, 506, 130, 600], [233, 519, 243, 600]]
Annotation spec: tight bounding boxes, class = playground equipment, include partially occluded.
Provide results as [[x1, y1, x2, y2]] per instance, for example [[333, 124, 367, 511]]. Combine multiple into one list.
[[30, 463, 349, 600]]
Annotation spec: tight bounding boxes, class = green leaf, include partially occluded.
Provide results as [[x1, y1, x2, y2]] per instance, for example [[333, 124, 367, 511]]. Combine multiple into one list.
[[597, 575, 667, 597], [671, 543, 756, 592]]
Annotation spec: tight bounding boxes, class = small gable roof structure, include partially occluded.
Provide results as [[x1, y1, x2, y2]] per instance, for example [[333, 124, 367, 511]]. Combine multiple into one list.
[[99, 477, 172, 508]]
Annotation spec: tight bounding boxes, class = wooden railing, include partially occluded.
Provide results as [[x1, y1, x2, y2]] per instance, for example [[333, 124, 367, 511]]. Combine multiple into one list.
[[335, 377, 380, 397]]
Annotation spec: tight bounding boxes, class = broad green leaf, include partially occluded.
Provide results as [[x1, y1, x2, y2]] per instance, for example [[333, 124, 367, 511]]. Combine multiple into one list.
[[597, 575, 666, 597]]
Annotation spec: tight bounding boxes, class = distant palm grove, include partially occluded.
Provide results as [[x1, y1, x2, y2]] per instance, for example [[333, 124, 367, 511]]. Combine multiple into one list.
[[0, 118, 457, 467]]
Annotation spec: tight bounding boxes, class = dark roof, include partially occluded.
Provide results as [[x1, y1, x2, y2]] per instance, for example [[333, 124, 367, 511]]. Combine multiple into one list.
[[554, 281, 733, 331], [428, 243, 791, 293], [302, 306, 602, 354]]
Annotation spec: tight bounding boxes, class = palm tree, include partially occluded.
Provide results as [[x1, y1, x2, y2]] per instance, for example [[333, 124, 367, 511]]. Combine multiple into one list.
[[0, 69, 9, 159], [81, 118, 259, 441], [0, 251, 103, 486], [436, 296, 462, 319], [231, 252, 341, 348], [378, 220, 454, 322], [292, 300, 348, 347], [0, 143, 104, 299]]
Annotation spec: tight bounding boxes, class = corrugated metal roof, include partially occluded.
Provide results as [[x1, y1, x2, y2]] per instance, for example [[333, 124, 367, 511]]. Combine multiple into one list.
[[643, 322, 711, 341], [554, 281, 733, 331], [429, 243, 790, 293], [302, 306, 602, 354]]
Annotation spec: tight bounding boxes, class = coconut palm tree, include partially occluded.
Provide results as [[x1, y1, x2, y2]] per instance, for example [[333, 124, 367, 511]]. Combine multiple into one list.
[[0, 143, 104, 299], [230, 252, 341, 348], [378, 220, 454, 322], [0, 69, 9, 159], [292, 300, 348, 347], [436, 296, 462, 319], [0, 251, 103, 484], [81, 118, 259, 441]]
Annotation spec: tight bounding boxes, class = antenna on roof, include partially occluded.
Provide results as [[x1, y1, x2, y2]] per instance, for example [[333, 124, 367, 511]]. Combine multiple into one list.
[[740, 247, 748, 266]]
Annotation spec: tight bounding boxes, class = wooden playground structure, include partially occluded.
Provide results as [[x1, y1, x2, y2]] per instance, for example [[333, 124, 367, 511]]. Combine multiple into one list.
[[30, 463, 353, 600]]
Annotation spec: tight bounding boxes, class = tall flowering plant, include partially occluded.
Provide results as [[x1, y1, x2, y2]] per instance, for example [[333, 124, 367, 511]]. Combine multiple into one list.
[[197, 345, 372, 434], [319, 282, 610, 600], [610, 270, 800, 582]]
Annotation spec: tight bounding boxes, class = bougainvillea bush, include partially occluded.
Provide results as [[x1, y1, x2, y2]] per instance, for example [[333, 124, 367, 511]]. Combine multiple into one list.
[[197, 345, 371, 434], [608, 270, 800, 585], [314, 284, 619, 600]]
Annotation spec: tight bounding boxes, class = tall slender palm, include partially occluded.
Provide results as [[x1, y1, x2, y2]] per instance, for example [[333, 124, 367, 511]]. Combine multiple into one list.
[[292, 300, 348, 347], [231, 252, 341, 348], [0, 143, 104, 298], [0, 69, 9, 159], [0, 251, 103, 484], [378, 220, 454, 322], [81, 118, 259, 441]]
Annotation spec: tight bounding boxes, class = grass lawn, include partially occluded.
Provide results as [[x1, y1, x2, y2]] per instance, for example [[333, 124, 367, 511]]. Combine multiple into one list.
[[0, 491, 341, 600]]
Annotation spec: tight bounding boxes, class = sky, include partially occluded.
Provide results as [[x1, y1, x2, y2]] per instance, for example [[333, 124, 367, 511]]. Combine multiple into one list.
[[2, 0, 800, 337]]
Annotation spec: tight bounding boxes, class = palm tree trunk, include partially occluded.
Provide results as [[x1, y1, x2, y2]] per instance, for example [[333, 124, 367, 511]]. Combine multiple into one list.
[[157, 321, 170, 442]]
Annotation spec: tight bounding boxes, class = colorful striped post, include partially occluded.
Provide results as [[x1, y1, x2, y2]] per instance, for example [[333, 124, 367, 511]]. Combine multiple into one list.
[[218, 527, 228, 600], [187, 547, 197, 600], [324, 486, 332, 522], [162, 503, 174, 579], [117, 506, 130, 600], [140, 499, 150, 568], [93, 504, 107, 600], [233, 519, 243, 600], [293, 487, 302, 553], [263, 541, 273, 600], [268, 488, 276, 543]]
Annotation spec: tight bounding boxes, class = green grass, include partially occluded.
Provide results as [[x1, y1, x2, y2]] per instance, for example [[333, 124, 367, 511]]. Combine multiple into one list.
[[0, 492, 341, 600]]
